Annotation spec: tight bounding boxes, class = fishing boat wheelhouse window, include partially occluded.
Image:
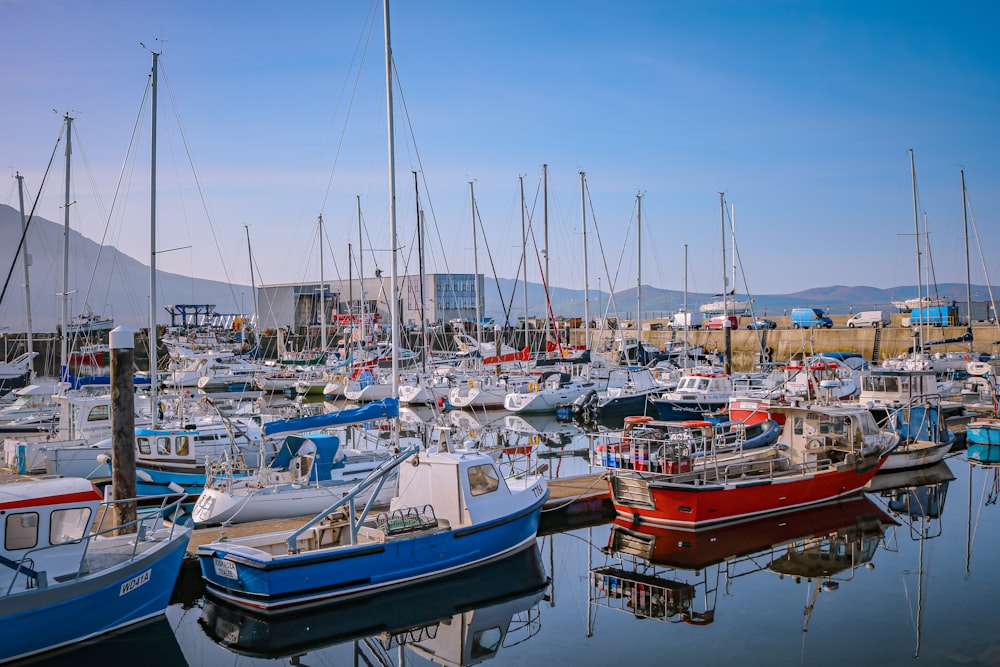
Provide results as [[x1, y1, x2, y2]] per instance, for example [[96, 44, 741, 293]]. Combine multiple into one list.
[[50, 507, 91, 544], [793, 416, 804, 436], [87, 405, 109, 422], [157, 436, 171, 455], [468, 464, 500, 496], [175, 436, 190, 456], [138, 437, 151, 455], [5, 512, 39, 550]]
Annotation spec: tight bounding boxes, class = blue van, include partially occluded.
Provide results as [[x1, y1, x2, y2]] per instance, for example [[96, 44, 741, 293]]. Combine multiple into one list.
[[790, 307, 834, 329]]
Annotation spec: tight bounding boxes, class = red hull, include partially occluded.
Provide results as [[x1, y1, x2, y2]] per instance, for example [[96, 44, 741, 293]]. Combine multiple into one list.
[[608, 495, 892, 570], [611, 458, 887, 528], [727, 397, 787, 426]]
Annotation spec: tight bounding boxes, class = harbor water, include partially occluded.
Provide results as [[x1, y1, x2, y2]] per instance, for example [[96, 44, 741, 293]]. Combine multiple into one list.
[[17, 410, 1000, 667]]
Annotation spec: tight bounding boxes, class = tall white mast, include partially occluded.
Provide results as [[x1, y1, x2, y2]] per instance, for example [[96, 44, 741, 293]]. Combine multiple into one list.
[[15, 173, 34, 375], [357, 195, 366, 347], [519, 175, 528, 347], [149, 51, 159, 423], [470, 181, 481, 345], [636, 192, 643, 351], [60, 114, 72, 384], [910, 149, 923, 352], [318, 214, 327, 354], [580, 171, 590, 350], [384, 0, 399, 397]]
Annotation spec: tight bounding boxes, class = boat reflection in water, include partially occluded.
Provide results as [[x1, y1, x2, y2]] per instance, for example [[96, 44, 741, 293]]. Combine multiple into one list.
[[867, 460, 954, 657], [18, 617, 187, 667], [590, 495, 895, 627], [199, 544, 548, 665]]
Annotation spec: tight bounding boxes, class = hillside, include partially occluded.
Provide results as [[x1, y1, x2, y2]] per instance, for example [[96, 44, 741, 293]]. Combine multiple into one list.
[[1, 203, 993, 331]]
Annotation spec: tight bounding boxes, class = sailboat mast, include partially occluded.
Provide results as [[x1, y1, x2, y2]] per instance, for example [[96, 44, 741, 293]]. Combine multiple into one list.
[[318, 215, 327, 354], [542, 164, 549, 341], [636, 192, 643, 345], [910, 148, 923, 352], [683, 244, 689, 368], [60, 114, 72, 383], [580, 171, 590, 349], [384, 0, 399, 396], [357, 195, 366, 347], [244, 225, 258, 331], [519, 175, 528, 349], [719, 192, 727, 321], [470, 181, 481, 345], [415, 171, 428, 373], [149, 52, 159, 423], [961, 169, 973, 350], [15, 173, 34, 374]]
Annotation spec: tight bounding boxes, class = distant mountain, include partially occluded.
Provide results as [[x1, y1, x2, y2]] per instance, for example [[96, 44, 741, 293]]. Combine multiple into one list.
[[0, 204, 249, 331], [2, 203, 993, 332]]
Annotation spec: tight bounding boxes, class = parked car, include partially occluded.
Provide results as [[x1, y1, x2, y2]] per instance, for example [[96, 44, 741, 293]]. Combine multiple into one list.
[[706, 315, 739, 330], [746, 318, 777, 330]]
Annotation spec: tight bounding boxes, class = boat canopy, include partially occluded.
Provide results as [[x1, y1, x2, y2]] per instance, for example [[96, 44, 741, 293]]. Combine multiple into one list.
[[263, 397, 399, 437], [271, 433, 343, 477]]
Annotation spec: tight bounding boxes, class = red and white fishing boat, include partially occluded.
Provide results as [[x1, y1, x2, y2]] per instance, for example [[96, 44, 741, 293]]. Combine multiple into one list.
[[605, 402, 899, 528]]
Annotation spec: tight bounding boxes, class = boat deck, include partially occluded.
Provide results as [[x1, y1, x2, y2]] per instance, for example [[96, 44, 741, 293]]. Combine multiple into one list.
[[183, 473, 611, 554]]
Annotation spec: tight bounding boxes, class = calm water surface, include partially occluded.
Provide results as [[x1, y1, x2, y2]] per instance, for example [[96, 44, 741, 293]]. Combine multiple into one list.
[[25, 410, 1000, 667]]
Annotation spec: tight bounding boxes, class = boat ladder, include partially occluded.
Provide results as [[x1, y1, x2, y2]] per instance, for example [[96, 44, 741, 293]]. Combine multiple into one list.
[[608, 474, 655, 509]]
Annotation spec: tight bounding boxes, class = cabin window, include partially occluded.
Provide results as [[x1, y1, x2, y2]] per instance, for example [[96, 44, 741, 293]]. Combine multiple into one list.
[[137, 437, 151, 455], [50, 507, 91, 544], [156, 437, 172, 455], [87, 404, 109, 422], [792, 416, 804, 436], [471, 627, 503, 660], [5, 512, 39, 550], [468, 464, 500, 496], [175, 436, 190, 457]]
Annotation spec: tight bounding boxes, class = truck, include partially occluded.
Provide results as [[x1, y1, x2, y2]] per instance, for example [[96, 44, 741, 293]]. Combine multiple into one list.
[[668, 311, 702, 330], [908, 305, 957, 327], [790, 307, 834, 329]]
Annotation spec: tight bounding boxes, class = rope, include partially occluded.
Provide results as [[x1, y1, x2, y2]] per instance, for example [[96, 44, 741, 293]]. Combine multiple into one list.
[[540, 473, 608, 513]]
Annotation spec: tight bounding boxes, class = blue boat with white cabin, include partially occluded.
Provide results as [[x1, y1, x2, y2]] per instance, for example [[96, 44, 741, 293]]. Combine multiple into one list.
[[0, 478, 191, 662], [197, 444, 548, 612]]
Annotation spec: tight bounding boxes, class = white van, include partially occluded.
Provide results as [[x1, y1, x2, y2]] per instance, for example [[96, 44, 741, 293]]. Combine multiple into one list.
[[846, 310, 889, 328]]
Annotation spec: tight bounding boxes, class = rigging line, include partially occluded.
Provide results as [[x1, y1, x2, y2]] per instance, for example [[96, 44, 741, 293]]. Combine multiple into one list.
[[158, 60, 241, 306], [964, 196, 1000, 338], [583, 176, 616, 322], [472, 194, 512, 326], [0, 122, 64, 309], [392, 67, 459, 283], [724, 200, 766, 351], [320, 1, 378, 213]]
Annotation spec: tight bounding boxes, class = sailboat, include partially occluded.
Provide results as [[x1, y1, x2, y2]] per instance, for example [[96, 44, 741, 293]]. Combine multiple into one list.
[[196, 0, 548, 612]]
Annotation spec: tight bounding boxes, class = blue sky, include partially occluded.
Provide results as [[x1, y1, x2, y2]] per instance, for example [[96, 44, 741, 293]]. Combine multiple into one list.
[[2, 0, 998, 306]]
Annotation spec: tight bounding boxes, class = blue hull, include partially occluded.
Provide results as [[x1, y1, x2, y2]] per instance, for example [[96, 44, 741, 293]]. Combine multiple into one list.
[[199, 494, 547, 611], [2, 532, 189, 663], [967, 423, 1000, 465], [596, 393, 657, 421], [650, 399, 727, 422], [200, 543, 548, 658], [136, 466, 249, 497]]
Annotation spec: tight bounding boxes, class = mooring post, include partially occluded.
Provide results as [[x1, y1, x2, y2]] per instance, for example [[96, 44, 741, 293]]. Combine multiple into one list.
[[110, 325, 137, 533]]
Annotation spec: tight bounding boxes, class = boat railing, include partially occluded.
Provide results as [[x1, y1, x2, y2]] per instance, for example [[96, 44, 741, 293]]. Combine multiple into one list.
[[286, 445, 419, 554], [3, 492, 187, 596]]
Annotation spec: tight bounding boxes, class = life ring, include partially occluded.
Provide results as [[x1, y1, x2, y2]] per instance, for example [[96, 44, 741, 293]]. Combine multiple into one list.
[[624, 415, 654, 425], [528, 381, 539, 392], [332, 374, 343, 384], [467, 379, 476, 389], [529, 434, 540, 445]]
